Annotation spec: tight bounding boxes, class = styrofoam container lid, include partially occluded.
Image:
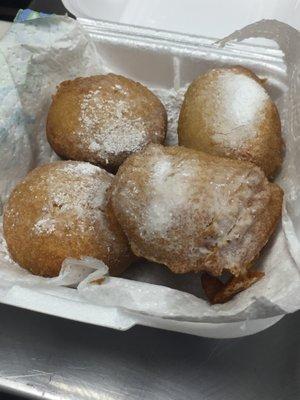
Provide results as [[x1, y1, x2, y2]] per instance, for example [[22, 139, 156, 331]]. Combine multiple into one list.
[[62, 0, 300, 38]]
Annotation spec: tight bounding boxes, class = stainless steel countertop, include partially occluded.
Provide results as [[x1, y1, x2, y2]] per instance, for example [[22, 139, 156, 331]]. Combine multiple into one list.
[[0, 305, 299, 400]]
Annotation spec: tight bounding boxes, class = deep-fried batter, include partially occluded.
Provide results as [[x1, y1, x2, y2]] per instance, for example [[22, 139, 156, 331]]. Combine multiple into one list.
[[110, 144, 283, 277], [47, 74, 167, 171], [3, 161, 134, 277], [178, 66, 283, 177]]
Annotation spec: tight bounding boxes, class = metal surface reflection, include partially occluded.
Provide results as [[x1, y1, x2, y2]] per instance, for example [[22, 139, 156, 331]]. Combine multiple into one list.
[[0, 304, 299, 400]]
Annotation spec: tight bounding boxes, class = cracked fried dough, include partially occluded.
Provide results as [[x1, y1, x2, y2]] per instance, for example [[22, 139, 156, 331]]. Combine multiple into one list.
[[110, 144, 283, 276]]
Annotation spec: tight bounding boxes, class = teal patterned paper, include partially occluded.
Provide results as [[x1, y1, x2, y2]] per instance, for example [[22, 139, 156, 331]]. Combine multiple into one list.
[[14, 8, 51, 23]]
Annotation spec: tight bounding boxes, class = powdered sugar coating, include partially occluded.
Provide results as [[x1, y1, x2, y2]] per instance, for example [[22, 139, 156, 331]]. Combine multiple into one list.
[[205, 70, 269, 146], [3, 160, 133, 277], [30, 162, 112, 236], [145, 158, 193, 234], [61, 162, 101, 176], [111, 144, 283, 276], [78, 93, 148, 159], [47, 74, 167, 170], [178, 67, 283, 177], [4, 161, 113, 238], [33, 218, 56, 234]]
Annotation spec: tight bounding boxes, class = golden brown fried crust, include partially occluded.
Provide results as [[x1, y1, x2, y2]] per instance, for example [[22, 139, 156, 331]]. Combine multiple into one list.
[[46, 74, 167, 171], [201, 272, 225, 302], [201, 269, 265, 304], [3, 161, 135, 277], [110, 144, 283, 276], [178, 66, 284, 178]]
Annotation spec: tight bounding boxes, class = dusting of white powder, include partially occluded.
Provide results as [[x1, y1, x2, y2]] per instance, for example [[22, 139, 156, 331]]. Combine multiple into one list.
[[114, 84, 125, 92], [207, 71, 269, 146], [34, 218, 56, 234], [61, 162, 100, 176], [78, 89, 148, 158], [32, 163, 111, 236], [145, 156, 192, 234], [116, 146, 273, 275]]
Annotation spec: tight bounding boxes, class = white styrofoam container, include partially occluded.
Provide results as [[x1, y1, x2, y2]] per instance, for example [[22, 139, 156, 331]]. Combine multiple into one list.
[[0, 17, 289, 338], [62, 0, 300, 38]]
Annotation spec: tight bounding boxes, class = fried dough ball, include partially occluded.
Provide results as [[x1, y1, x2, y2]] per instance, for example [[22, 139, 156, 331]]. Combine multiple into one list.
[[3, 161, 134, 277], [109, 144, 283, 277], [46, 74, 167, 171], [178, 66, 283, 178]]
